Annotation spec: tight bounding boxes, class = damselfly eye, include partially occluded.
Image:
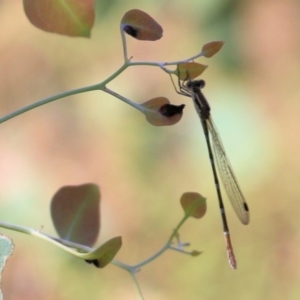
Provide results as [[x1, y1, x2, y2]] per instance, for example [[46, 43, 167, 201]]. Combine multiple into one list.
[[197, 80, 205, 88], [186, 81, 192, 88]]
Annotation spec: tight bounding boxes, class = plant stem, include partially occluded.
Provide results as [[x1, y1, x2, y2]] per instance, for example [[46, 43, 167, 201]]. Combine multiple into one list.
[[0, 49, 204, 125], [0, 83, 103, 124], [104, 87, 144, 112], [0, 63, 130, 125]]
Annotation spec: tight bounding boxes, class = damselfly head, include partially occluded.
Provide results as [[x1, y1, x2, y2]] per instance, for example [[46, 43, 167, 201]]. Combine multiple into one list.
[[194, 80, 205, 89], [186, 79, 206, 90], [186, 81, 193, 88]]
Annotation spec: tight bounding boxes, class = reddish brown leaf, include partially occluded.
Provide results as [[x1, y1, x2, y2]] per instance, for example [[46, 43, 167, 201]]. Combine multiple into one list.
[[202, 41, 224, 58], [121, 9, 163, 41], [51, 184, 100, 247], [23, 0, 95, 37], [142, 97, 184, 126], [180, 192, 207, 219], [177, 63, 208, 80]]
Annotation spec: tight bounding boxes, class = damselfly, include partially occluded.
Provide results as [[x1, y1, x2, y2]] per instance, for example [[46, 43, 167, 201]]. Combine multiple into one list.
[[172, 75, 250, 269]]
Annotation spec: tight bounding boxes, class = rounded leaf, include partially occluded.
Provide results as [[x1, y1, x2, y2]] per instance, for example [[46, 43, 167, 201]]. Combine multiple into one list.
[[51, 184, 100, 247], [23, 0, 95, 37], [84, 237, 122, 268], [191, 250, 202, 257], [177, 63, 208, 80], [121, 9, 163, 41], [180, 192, 207, 219], [202, 41, 224, 58], [142, 97, 185, 126]]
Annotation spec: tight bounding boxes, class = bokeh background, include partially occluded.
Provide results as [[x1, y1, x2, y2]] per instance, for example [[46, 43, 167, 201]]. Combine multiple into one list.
[[0, 0, 300, 299]]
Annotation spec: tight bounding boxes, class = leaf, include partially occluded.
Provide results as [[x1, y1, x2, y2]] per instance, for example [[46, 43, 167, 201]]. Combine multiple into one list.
[[121, 9, 163, 41], [191, 250, 202, 257], [23, 0, 95, 37], [202, 41, 224, 58], [141, 97, 185, 126], [180, 192, 207, 219], [83, 237, 122, 268], [51, 183, 100, 247], [0, 235, 14, 299], [177, 63, 208, 80]]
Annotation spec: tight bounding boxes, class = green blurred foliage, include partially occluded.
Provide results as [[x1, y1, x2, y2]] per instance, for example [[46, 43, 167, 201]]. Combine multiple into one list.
[[1, 0, 300, 300]]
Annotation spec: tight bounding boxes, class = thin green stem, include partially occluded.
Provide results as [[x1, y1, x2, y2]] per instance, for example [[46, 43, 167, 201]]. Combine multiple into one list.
[[133, 243, 169, 269], [0, 221, 91, 254], [0, 221, 35, 235], [167, 214, 190, 243], [0, 212, 191, 270], [104, 87, 144, 112], [120, 25, 129, 62], [129, 271, 144, 300], [0, 63, 129, 125], [100, 62, 129, 85], [123, 213, 190, 270], [0, 48, 204, 125], [0, 84, 99, 124], [162, 51, 204, 66], [129, 50, 203, 69], [0, 211, 197, 300]]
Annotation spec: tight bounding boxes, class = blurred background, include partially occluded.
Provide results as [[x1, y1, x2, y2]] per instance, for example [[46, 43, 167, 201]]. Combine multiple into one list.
[[0, 0, 300, 299]]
